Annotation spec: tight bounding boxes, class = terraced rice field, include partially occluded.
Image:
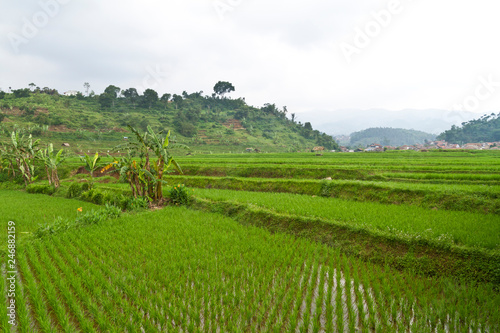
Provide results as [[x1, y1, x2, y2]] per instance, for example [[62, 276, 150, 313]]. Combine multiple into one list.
[[1, 150, 499, 332], [1, 201, 499, 332]]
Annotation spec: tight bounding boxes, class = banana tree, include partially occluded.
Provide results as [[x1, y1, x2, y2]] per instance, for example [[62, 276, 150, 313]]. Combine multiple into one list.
[[9, 131, 40, 186], [144, 126, 182, 202], [0, 143, 17, 177], [38, 143, 65, 188], [122, 125, 183, 203], [79, 152, 102, 185], [112, 151, 145, 198]]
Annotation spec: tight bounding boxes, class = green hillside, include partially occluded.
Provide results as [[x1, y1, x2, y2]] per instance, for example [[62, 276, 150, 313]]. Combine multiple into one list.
[[0, 84, 338, 153], [438, 112, 500, 143], [349, 127, 436, 147]]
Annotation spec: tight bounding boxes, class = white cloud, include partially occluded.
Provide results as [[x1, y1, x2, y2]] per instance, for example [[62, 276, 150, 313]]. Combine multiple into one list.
[[1, 0, 499, 115]]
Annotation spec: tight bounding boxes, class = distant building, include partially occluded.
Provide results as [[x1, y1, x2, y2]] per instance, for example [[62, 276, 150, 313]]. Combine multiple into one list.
[[463, 143, 482, 150], [365, 143, 383, 152], [64, 90, 79, 96]]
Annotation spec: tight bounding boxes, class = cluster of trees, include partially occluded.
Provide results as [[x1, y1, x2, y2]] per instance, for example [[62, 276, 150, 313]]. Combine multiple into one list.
[[0, 84, 59, 98], [438, 113, 500, 143], [97, 81, 237, 111], [0, 130, 64, 187], [100, 86, 161, 109], [0, 125, 183, 205]]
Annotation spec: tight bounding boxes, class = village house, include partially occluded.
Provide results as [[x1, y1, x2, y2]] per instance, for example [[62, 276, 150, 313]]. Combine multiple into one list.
[[365, 143, 384, 152], [463, 143, 483, 150]]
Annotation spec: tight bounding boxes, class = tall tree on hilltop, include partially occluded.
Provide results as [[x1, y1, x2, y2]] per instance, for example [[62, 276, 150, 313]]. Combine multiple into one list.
[[172, 94, 183, 109], [161, 93, 172, 110], [122, 88, 139, 108], [104, 85, 120, 99], [102, 85, 120, 108], [143, 88, 159, 109], [83, 82, 90, 96], [213, 81, 235, 98]]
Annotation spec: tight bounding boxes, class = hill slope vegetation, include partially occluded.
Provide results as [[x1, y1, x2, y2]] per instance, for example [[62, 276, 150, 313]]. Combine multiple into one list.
[[438, 113, 500, 143], [0, 84, 339, 152], [349, 127, 435, 147]]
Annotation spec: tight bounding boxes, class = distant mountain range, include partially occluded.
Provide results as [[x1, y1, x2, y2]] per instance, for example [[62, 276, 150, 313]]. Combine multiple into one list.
[[302, 109, 484, 136]]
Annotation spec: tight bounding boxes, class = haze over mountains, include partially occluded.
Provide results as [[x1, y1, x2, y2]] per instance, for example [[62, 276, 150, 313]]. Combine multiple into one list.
[[304, 109, 483, 136]]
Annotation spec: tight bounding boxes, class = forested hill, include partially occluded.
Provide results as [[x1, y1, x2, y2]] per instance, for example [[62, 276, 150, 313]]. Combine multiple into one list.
[[349, 127, 435, 147], [438, 113, 500, 143], [0, 83, 339, 152]]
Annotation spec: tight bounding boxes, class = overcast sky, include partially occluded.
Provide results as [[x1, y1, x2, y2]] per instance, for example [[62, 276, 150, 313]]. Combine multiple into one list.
[[1, 0, 499, 117]]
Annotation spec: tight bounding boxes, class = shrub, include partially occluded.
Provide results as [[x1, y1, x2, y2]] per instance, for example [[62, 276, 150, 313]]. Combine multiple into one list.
[[109, 194, 128, 210], [128, 196, 150, 210], [34, 204, 121, 238], [91, 190, 104, 205], [26, 184, 56, 195], [13, 174, 25, 185], [76, 204, 121, 225], [169, 184, 191, 206], [111, 194, 150, 211], [177, 121, 197, 137], [0, 172, 10, 183], [34, 113, 50, 125], [81, 182, 93, 191], [102, 191, 114, 205], [34, 217, 70, 238], [80, 188, 96, 202], [66, 182, 82, 198]]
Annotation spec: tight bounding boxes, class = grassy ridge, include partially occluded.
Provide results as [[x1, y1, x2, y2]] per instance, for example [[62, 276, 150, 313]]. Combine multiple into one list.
[[175, 164, 500, 184], [193, 188, 499, 250], [167, 175, 500, 214]]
